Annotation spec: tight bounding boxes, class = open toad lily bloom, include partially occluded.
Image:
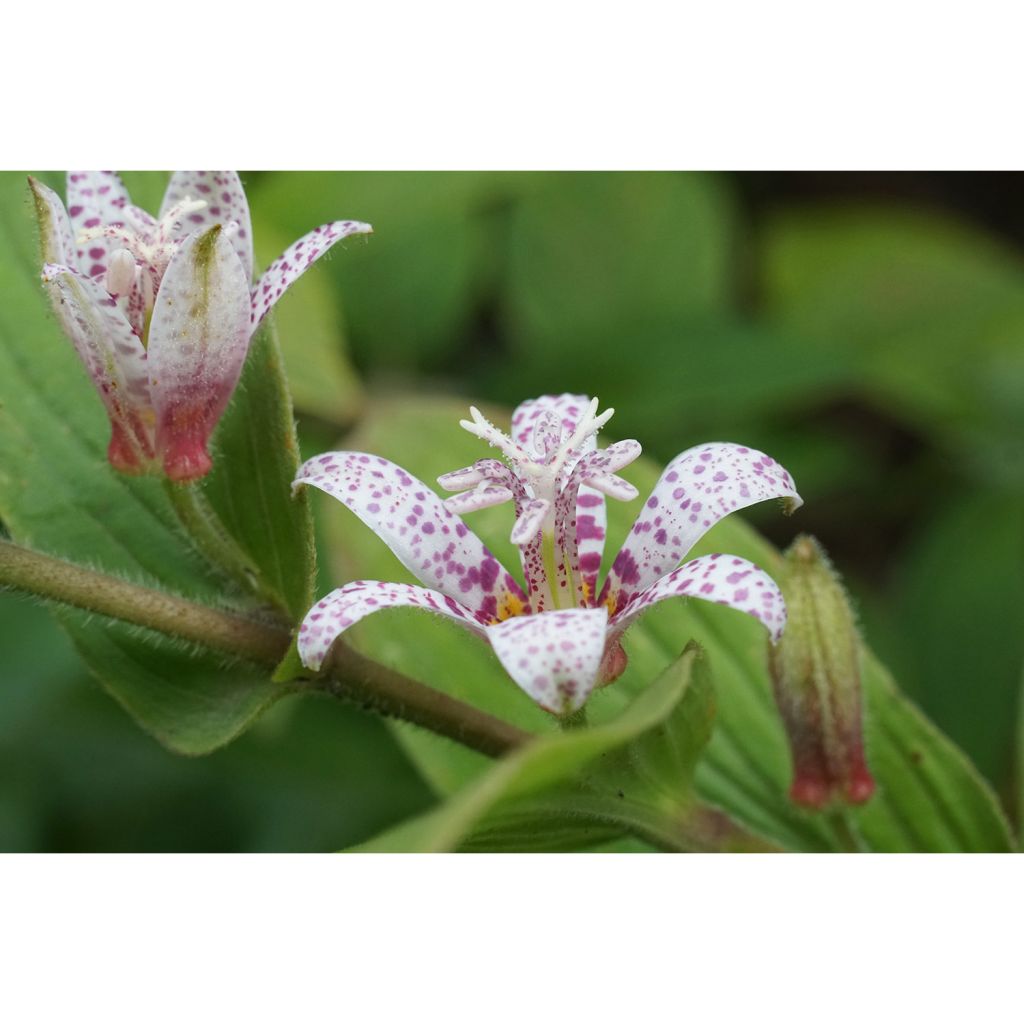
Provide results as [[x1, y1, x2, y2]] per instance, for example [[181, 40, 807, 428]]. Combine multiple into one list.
[[29, 171, 371, 481], [295, 394, 802, 715]]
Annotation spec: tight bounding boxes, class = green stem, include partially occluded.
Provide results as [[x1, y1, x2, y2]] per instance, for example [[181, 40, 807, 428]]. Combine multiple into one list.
[[828, 809, 866, 852], [163, 480, 283, 613], [0, 539, 529, 759], [559, 707, 589, 731], [0, 539, 779, 854]]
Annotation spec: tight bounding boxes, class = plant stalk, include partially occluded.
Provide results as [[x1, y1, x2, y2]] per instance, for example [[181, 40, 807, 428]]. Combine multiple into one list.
[[0, 538, 528, 759], [0, 539, 776, 853]]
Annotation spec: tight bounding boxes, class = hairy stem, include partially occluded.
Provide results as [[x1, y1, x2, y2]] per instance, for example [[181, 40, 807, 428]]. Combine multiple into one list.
[[312, 645, 531, 759], [0, 540, 775, 853], [0, 539, 528, 758], [0, 538, 287, 663]]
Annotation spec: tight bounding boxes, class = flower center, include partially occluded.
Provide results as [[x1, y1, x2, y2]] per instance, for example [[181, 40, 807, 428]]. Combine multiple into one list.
[[458, 397, 614, 512], [440, 399, 641, 614]]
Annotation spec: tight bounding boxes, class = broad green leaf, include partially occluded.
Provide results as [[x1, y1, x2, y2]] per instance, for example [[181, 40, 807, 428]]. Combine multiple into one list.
[[503, 173, 736, 363], [322, 395, 1014, 851], [253, 222, 363, 426], [625, 643, 716, 812], [0, 591, 436, 852], [350, 647, 701, 852], [885, 491, 1024, 786], [57, 610, 284, 756], [0, 172, 282, 754], [199, 320, 316, 623]]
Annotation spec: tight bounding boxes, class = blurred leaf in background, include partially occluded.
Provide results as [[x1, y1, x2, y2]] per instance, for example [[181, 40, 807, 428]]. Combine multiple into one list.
[[0, 593, 435, 852]]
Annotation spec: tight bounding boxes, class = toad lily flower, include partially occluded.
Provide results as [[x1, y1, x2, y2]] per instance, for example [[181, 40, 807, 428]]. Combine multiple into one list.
[[29, 171, 371, 481], [294, 394, 802, 716]]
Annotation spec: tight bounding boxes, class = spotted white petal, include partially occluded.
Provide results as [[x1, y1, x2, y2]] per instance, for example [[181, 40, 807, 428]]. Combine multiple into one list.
[[39, 262, 154, 471], [602, 442, 802, 608], [487, 607, 608, 715], [251, 219, 373, 329], [298, 581, 484, 671], [147, 226, 251, 481], [160, 171, 254, 280], [608, 554, 787, 644], [294, 451, 526, 620], [66, 171, 131, 279]]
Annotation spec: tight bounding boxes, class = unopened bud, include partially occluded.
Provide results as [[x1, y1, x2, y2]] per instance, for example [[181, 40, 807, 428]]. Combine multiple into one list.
[[105, 248, 137, 296], [768, 535, 875, 809]]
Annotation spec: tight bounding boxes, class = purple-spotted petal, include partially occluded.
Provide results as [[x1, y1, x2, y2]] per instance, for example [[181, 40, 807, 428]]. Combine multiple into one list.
[[602, 442, 802, 607], [39, 262, 154, 471], [147, 226, 251, 482], [608, 554, 787, 644], [298, 581, 484, 672], [29, 177, 77, 268], [160, 172, 253, 279], [251, 219, 373, 329], [66, 171, 131, 279], [294, 452, 526, 620], [487, 608, 609, 715]]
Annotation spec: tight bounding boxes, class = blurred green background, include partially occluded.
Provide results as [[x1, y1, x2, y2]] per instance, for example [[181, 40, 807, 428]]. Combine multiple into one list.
[[1, 171, 1022, 850]]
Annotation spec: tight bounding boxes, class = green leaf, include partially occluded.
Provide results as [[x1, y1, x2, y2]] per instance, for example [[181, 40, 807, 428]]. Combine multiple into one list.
[[199, 320, 316, 622], [322, 395, 1014, 851], [885, 491, 1024, 787], [625, 643, 716, 812], [57, 610, 284, 756], [1017, 664, 1024, 846], [247, 172, 520, 371], [504, 172, 736, 361], [349, 647, 702, 852], [0, 172, 282, 754], [761, 204, 1024, 486]]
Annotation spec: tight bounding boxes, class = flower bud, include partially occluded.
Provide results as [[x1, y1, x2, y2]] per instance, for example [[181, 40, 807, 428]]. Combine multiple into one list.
[[768, 535, 875, 809]]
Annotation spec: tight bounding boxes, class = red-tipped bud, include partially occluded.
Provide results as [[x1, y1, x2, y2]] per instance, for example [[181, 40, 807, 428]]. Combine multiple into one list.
[[768, 535, 875, 810]]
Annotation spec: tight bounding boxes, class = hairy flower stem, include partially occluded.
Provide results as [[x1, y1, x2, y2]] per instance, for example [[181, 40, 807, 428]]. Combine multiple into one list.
[[0, 539, 529, 758], [0, 540, 775, 852], [163, 480, 286, 613]]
